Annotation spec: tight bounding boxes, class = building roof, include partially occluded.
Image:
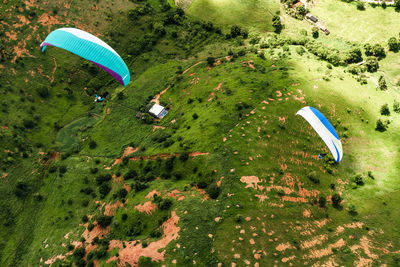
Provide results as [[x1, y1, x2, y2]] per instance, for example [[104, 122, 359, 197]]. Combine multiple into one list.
[[306, 14, 318, 22], [149, 103, 165, 116], [292, 1, 304, 8]]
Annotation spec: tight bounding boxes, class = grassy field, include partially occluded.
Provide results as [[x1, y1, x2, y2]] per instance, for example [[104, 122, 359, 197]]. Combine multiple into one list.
[[1, 0, 400, 266]]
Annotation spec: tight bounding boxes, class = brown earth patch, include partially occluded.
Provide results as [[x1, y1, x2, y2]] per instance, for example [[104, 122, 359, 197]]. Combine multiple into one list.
[[104, 200, 124, 216], [240, 176, 261, 189], [152, 125, 166, 132], [134, 201, 157, 215], [146, 190, 161, 199], [112, 146, 138, 165], [108, 211, 180, 265], [276, 242, 293, 252]]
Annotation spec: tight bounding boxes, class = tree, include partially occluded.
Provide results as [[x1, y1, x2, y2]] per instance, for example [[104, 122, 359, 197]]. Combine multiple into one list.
[[375, 119, 388, 132], [345, 48, 362, 64], [97, 215, 112, 227], [372, 44, 386, 59], [395, 0, 400, 11], [318, 195, 326, 208], [379, 75, 387, 90], [332, 193, 342, 208], [380, 103, 390, 115], [296, 5, 307, 15], [356, 1, 365, 10], [207, 183, 221, 199], [230, 25, 242, 37], [388, 37, 400, 52], [311, 27, 319, 38], [206, 57, 215, 66], [89, 140, 97, 149], [353, 174, 364, 185], [393, 101, 400, 113], [365, 56, 379, 72], [272, 16, 283, 33]]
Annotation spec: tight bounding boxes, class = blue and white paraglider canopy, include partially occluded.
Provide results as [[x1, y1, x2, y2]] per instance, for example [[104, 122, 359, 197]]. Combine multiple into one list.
[[296, 106, 343, 163]]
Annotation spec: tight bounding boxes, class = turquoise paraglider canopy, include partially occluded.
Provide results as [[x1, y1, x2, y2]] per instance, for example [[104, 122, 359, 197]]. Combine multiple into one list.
[[41, 28, 130, 86]]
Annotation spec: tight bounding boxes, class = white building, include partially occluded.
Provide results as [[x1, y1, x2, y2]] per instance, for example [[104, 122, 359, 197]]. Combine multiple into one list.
[[149, 103, 168, 119]]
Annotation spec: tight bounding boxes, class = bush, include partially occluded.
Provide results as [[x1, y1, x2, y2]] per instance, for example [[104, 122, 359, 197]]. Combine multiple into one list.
[[272, 15, 283, 33], [353, 174, 364, 185], [307, 171, 320, 184], [97, 215, 113, 227], [82, 215, 88, 223], [96, 174, 112, 185], [23, 119, 35, 129], [375, 119, 388, 132], [318, 195, 326, 208], [122, 213, 128, 221], [388, 37, 400, 52], [380, 103, 390, 115], [88, 223, 95, 231], [332, 193, 342, 208], [365, 56, 379, 72], [59, 165, 67, 174], [311, 27, 319, 38], [99, 183, 111, 198], [158, 198, 173, 210], [378, 75, 387, 91], [192, 113, 199, 120], [356, 1, 365, 10], [179, 152, 189, 162], [207, 183, 220, 199], [124, 169, 138, 180], [393, 101, 400, 113], [89, 140, 97, 149], [206, 57, 215, 66], [37, 87, 50, 98], [348, 204, 358, 216]]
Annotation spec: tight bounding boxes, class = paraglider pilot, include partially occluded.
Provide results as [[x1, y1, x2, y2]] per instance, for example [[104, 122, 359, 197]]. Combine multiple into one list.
[[94, 92, 109, 103]]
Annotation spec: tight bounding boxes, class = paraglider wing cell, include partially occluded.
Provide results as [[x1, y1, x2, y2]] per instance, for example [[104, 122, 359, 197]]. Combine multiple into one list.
[[296, 106, 343, 162], [40, 28, 130, 86]]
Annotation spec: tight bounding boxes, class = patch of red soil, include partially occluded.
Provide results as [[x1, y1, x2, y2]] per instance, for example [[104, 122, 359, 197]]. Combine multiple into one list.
[[276, 242, 293, 252], [151, 85, 170, 105], [37, 13, 62, 32], [82, 222, 110, 244], [146, 190, 161, 199], [134, 201, 157, 215], [307, 238, 345, 259], [255, 194, 269, 203], [240, 176, 261, 189], [13, 15, 30, 28], [301, 235, 327, 249], [104, 201, 124, 216], [152, 125, 166, 132], [123, 183, 131, 192], [182, 61, 205, 75], [193, 186, 209, 201], [108, 211, 180, 266], [166, 189, 185, 201], [303, 209, 311, 218], [112, 146, 138, 165], [128, 152, 209, 161], [1, 173, 8, 179], [5, 31, 17, 40], [281, 196, 308, 203]]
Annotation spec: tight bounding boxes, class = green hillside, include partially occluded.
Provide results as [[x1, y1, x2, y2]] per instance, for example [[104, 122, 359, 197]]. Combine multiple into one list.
[[1, 0, 400, 266]]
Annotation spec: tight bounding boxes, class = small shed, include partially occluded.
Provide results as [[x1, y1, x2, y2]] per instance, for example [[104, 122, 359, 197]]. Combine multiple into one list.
[[306, 14, 318, 23], [149, 103, 168, 119]]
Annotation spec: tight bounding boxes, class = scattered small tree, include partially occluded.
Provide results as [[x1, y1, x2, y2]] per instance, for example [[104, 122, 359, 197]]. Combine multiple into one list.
[[380, 103, 390, 115], [375, 119, 388, 132], [388, 37, 400, 52], [356, 1, 365, 10], [89, 140, 97, 149], [272, 15, 283, 33], [378, 75, 387, 91], [365, 56, 379, 72], [353, 173, 364, 185], [318, 195, 326, 208], [311, 27, 319, 38], [206, 57, 215, 66], [393, 100, 400, 113], [332, 193, 342, 208]]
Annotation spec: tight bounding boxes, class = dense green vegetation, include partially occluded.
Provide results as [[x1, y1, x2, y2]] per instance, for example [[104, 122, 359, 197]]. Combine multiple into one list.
[[1, 0, 400, 266]]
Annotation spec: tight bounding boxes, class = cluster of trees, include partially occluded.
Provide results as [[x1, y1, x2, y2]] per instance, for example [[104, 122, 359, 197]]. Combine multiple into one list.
[[272, 15, 283, 33]]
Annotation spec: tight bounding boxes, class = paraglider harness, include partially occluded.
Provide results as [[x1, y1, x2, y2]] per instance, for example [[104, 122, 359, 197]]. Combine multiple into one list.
[[94, 92, 109, 103], [318, 153, 327, 159]]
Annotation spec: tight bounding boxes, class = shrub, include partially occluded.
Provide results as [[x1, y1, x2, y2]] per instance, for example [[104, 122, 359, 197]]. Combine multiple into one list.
[[272, 15, 283, 33], [121, 213, 128, 221], [99, 183, 111, 198], [375, 119, 388, 132], [37, 87, 50, 98], [380, 103, 390, 115], [158, 198, 173, 210], [378, 75, 387, 90], [23, 119, 35, 129], [59, 165, 67, 174], [332, 193, 342, 208], [348, 204, 358, 216], [124, 169, 138, 180], [88, 223, 95, 231], [206, 57, 215, 66], [97, 215, 113, 227], [393, 101, 400, 113], [207, 183, 221, 199], [311, 27, 319, 38], [89, 140, 97, 149], [365, 56, 379, 72], [307, 171, 320, 184], [179, 152, 189, 162], [388, 37, 400, 52], [192, 113, 199, 120], [356, 2, 365, 10], [96, 174, 112, 185], [318, 195, 326, 208], [82, 215, 88, 223], [354, 174, 364, 185]]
